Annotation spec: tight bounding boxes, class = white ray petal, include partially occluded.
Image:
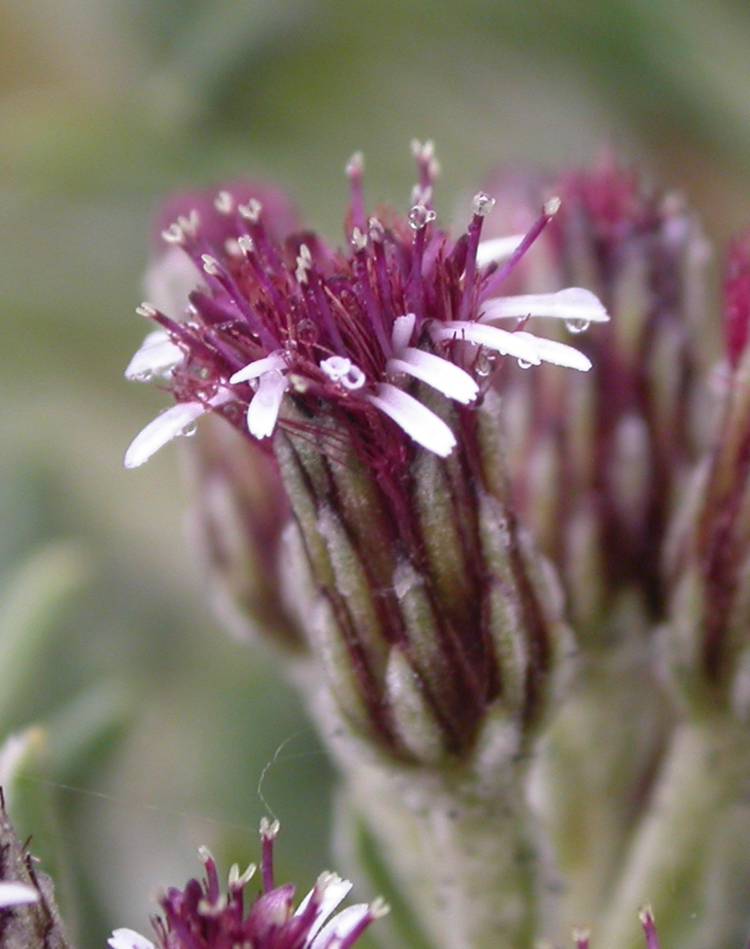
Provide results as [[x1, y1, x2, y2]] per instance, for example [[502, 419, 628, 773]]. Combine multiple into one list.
[[143, 248, 202, 319], [480, 287, 609, 323], [309, 904, 371, 949], [387, 348, 478, 404], [124, 330, 183, 381], [391, 313, 416, 352], [512, 332, 592, 371], [0, 881, 39, 908], [230, 352, 287, 384], [296, 874, 354, 945], [108, 929, 155, 949], [431, 321, 541, 365], [247, 370, 287, 439], [475, 234, 525, 269], [368, 383, 456, 457], [124, 401, 207, 469], [124, 390, 232, 468]]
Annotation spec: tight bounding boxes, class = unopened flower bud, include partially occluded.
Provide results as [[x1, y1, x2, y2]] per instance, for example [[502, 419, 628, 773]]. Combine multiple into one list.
[[0, 791, 69, 948], [486, 158, 712, 637], [665, 233, 750, 718], [185, 416, 304, 650]]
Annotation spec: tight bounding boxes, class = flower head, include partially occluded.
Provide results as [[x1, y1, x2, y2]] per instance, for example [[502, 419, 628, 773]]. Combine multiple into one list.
[[125, 145, 603, 472], [108, 819, 387, 949]]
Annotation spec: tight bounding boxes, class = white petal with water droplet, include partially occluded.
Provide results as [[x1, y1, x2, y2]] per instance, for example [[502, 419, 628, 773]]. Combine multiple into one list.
[[124, 330, 183, 381], [431, 321, 541, 365], [387, 348, 478, 404], [124, 402, 207, 469], [512, 332, 592, 371], [247, 370, 288, 439], [480, 287, 609, 323], [475, 234, 526, 269], [368, 383, 456, 457], [0, 881, 39, 908], [230, 352, 287, 384], [124, 391, 232, 468], [309, 904, 371, 949], [391, 313, 416, 352]]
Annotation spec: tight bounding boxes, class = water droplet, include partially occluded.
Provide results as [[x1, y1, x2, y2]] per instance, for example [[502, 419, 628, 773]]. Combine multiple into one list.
[[472, 192, 496, 218], [517, 358, 533, 370], [350, 227, 367, 251], [475, 350, 497, 377], [408, 204, 437, 231], [564, 318, 591, 335], [341, 365, 366, 390], [188, 362, 211, 381], [182, 423, 198, 437], [297, 318, 318, 345]]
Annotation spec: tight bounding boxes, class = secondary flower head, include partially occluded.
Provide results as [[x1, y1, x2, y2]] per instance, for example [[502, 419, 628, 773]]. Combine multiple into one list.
[[125, 143, 605, 472], [125, 144, 609, 762], [487, 157, 711, 635], [665, 232, 750, 717], [108, 819, 387, 949]]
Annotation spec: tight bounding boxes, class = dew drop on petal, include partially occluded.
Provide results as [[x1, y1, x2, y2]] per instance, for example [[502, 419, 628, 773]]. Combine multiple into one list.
[[475, 350, 497, 377], [341, 365, 366, 390], [517, 358, 533, 370], [564, 318, 591, 335]]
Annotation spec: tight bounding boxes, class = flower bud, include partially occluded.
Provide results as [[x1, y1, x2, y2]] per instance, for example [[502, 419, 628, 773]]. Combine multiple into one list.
[[665, 233, 750, 718], [185, 416, 304, 650], [0, 790, 69, 948], [486, 158, 712, 637]]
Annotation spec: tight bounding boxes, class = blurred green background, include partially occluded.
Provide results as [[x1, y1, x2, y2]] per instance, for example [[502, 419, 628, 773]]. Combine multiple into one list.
[[2, 1, 750, 944]]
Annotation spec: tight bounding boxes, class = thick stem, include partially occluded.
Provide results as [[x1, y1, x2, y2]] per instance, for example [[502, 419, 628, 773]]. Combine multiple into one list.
[[344, 758, 540, 949], [531, 640, 671, 931], [598, 718, 749, 948]]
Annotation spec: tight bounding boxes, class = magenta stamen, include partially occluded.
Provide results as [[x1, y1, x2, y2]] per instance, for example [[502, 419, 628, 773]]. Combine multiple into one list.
[[639, 908, 661, 949], [261, 832, 275, 894], [479, 199, 559, 301], [460, 212, 487, 320], [312, 274, 347, 353], [347, 153, 366, 232], [371, 236, 395, 324], [354, 247, 391, 357], [202, 258, 279, 351], [239, 244, 290, 325], [407, 225, 427, 319]]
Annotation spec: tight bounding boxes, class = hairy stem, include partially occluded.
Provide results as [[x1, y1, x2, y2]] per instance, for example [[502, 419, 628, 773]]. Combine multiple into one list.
[[599, 718, 749, 948]]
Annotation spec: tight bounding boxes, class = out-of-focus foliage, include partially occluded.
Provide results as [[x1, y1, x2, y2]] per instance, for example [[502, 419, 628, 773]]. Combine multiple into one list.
[[2, 1, 750, 945]]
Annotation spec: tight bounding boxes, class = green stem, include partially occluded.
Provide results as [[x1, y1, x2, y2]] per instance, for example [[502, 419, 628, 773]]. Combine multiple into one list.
[[343, 756, 543, 949], [599, 718, 748, 948], [533, 644, 671, 930]]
